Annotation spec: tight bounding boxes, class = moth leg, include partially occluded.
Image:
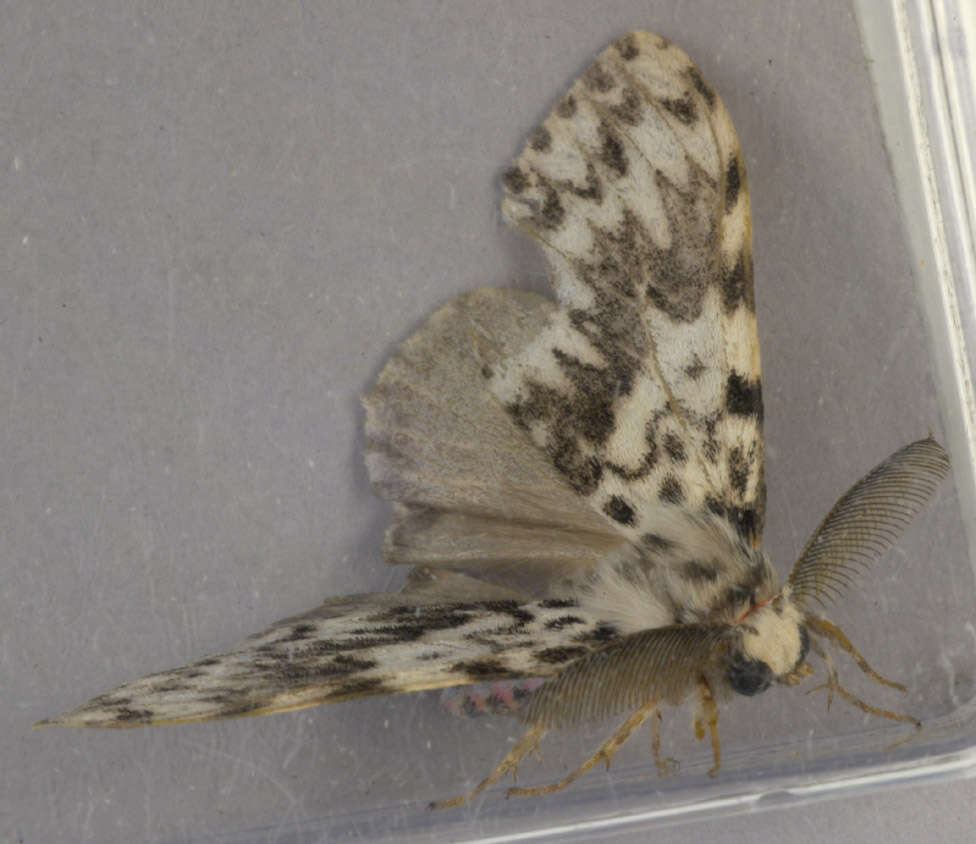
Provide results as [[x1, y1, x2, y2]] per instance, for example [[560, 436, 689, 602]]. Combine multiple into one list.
[[828, 682, 921, 731], [651, 710, 678, 777], [805, 639, 837, 709], [783, 661, 814, 686], [429, 722, 546, 810], [806, 615, 907, 692], [693, 678, 721, 776], [806, 636, 921, 731], [506, 698, 659, 799]]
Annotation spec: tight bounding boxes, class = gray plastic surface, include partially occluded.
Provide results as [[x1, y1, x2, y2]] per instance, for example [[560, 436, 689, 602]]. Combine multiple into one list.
[[4, 1, 974, 842]]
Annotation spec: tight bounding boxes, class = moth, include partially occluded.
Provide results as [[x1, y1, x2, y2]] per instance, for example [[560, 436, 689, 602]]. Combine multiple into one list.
[[38, 31, 950, 809]]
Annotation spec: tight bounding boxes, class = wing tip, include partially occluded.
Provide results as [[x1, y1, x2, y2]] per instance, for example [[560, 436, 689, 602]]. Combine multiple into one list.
[[32, 711, 122, 730]]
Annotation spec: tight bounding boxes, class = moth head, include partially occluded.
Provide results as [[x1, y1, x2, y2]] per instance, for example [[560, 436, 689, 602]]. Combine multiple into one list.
[[727, 592, 809, 696]]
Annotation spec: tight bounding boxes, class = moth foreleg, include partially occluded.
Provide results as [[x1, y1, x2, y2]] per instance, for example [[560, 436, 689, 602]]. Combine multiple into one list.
[[828, 681, 921, 731], [506, 698, 659, 799], [429, 722, 547, 810], [805, 628, 921, 733], [693, 678, 721, 776], [806, 615, 907, 692]]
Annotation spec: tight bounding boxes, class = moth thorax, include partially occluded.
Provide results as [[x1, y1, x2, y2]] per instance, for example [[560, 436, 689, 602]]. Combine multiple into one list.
[[729, 598, 806, 696]]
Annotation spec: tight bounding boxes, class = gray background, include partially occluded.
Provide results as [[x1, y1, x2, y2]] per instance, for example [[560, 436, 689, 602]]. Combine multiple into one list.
[[4, 1, 974, 842]]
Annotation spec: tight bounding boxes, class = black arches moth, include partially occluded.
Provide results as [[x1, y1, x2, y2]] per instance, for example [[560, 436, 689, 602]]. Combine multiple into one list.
[[37, 31, 950, 808]]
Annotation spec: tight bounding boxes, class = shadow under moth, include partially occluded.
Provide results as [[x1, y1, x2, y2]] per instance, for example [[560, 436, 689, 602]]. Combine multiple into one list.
[[38, 31, 951, 808]]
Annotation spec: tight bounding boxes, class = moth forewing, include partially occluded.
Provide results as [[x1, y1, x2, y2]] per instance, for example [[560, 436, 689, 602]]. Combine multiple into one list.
[[38, 30, 950, 810], [35, 596, 622, 729]]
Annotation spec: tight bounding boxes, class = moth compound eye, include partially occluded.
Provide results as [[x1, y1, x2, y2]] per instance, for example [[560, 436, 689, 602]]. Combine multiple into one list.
[[796, 625, 810, 669], [728, 652, 773, 696]]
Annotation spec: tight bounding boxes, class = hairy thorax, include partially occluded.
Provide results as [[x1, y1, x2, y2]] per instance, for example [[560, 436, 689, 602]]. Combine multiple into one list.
[[738, 596, 806, 677]]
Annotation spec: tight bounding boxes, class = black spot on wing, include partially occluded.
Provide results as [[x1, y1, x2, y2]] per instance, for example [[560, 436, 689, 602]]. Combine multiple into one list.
[[703, 418, 721, 464], [658, 474, 685, 504], [545, 615, 586, 629], [363, 601, 530, 641], [452, 659, 509, 680], [115, 707, 156, 723], [684, 355, 707, 380], [557, 451, 604, 495], [681, 560, 720, 582], [359, 607, 468, 634], [504, 171, 566, 230], [726, 372, 763, 420], [662, 93, 697, 125], [530, 126, 552, 152], [615, 33, 640, 60], [603, 494, 636, 526], [556, 95, 577, 118], [333, 654, 377, 671], [722, 250, 754, 312], [583, 63, 616, 93], [538, 182, 566, 229], [686, 65, 716, 109], [283, 623, 317, 642], [703, 496, 764, 544], [152, 681, 190, 693], [664, 432, 686, 463], [599, 123, 628, 176], [728, 503, 764, 544], [728, 445, 750, 497], [271, 654, 378, 683], [574, 622, 619, 645], [502, 167, 528, 194], [725, 154, 742, 210], [610, 87, 644, 126], [540, 598, 579, 609], [535, 646, 589, 664], [174, 668, 207, 679], [641, 532, 674, 552], [705, 496, 726, 518], [563, 162, 603, 201], [496, 603, 535, 624], [281, 634, 383, 651]]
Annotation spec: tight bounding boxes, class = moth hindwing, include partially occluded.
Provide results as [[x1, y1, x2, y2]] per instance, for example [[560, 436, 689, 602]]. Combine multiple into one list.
[[38, 31, 950, 809]]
